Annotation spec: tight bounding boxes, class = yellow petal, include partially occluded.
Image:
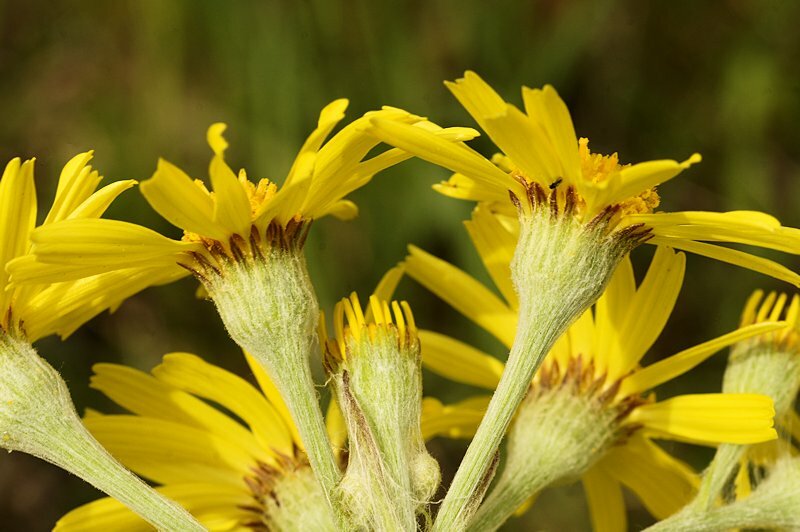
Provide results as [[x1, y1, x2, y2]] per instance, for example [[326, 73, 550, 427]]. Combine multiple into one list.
[[209, 155, 252, 236], [367, 117, 517, 198], [90, 363, 267, 460], [271, 151, 316, 225], [464, 206, 519, 309], [627, 393, 777, 445], [433, 173, 510, 203], [20, 266, 187, 341], [628, 211, 800, 254], [600, 435, 697, 519], [318, 199, 359, 220], [153, 353, 294, 456], [620, 321, 786, 396], [647, 236, 800, 287], [243, 351, 302, 448], [293, 99, 349, 163], [66, 180, 137, 220], [27, 218, 194, 270], [405, 245, 517, 347], [141, 159, 228, 240], [606, 247, 686, 381], [85, 415, 254, 486], [326, 396, 348, 458], [582, 465, 627, 532], [206, 123, 229, 155], [371, 265, 405, 302], [421, 396, 490, 440], [593, 254, 635, 374], [0, 158, 36, 308], [521, 84, 582, 185], [45, 151, 101, 224], [55, 483, 252, 532], [481, 103, 561, 185], [598, 154, 702, 209], [419, 330, 504, 389]]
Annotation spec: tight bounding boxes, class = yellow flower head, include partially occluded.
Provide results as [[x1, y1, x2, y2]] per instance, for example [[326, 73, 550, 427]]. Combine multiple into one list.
[[55, 352, 347, 531], [0, 153, 182, 341], [10, 102, 476, 286], [368, 71, 800, 286], [405, 209, 781, 527], [321, 292, 418, 367]]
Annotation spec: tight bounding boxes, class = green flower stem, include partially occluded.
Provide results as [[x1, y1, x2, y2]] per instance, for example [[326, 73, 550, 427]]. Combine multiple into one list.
[[431, 301, 567, 531], [204, 247, 344, 525], [691, 443, 744, 511], [0, 335, 204, 531], [433, 205, 639, 532]]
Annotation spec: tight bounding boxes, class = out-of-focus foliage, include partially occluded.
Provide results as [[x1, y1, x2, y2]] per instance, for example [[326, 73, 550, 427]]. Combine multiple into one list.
[[0, 1, 798, 529]]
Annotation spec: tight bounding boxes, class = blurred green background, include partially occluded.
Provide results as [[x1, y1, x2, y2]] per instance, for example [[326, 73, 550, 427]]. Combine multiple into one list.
[[1, 0, 799, 529]]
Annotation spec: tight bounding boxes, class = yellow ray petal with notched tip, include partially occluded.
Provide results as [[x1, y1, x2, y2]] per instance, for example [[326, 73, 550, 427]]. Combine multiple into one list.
[[90, 363, 267, 460], [207, 124, 252, 236], [421, 396, 490, 440], [620, 321, 787, 397], [419, 330, 504, 390], [54, 483, 252, 532], [44, 151, 99, 224], [66, 179, 137, 220], [582, 464, 627, 532], [405, 245, 517, 347], [599, 435, 697, 519], [140, 158, 228, 241], [85, 415, 255, 486], [627, 393, 777, 445], [153, 353, 294, 457]]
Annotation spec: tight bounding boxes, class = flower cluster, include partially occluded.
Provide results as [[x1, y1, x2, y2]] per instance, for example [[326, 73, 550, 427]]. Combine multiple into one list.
[[1, 72, 798, 531]]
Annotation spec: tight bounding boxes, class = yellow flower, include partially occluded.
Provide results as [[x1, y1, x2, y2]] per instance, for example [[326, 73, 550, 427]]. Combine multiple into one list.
[[367, 71, 800, 285], [10, 102, 475, 284], [0, 153, 182, 341], [405, 208, 781, 530], [55, 351, 347, 531]]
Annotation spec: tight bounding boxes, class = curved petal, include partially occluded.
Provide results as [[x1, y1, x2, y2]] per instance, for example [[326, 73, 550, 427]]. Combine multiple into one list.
[[0, 158, 36, 308], [600, 435, 697, 519], [45, 151, 101, 224], [620, 321, 786, 396], [153, 353, 294, 456], [85, 415, 254, 486], [647, 236, 800, 287], [141, 159, 228, 240], [90, 363, 267, 459], [67, 180, 137, 220]]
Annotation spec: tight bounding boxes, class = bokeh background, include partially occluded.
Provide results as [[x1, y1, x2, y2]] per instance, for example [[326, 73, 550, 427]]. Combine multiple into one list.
[[1, 1, 799, 529]]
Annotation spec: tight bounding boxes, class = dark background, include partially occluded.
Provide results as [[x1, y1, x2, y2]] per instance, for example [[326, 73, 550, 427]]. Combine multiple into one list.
[[1, 1, 798, 529]]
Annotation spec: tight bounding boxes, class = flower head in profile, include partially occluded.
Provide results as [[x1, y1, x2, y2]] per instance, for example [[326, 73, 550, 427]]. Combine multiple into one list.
[[368, 71, 800, 285], [320, 293, 439, 530], [56, 351, 347, 531], [0, 153, 181, 341], [405, 208, 780, 529], [11, 101, 476, 286]]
